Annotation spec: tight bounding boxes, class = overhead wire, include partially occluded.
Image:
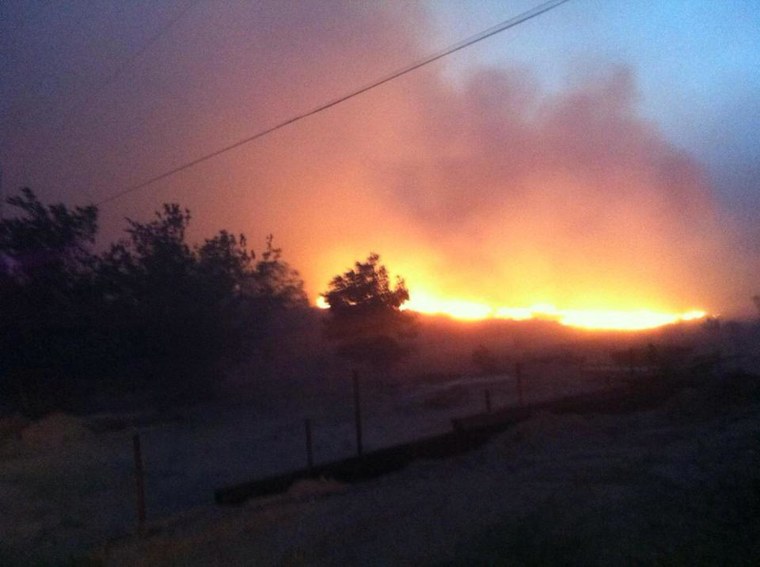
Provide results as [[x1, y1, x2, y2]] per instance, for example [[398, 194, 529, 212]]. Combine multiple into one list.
[[9, 0, 198, 138], [96, 0, 573, 206], [65, 0, 199, 129]]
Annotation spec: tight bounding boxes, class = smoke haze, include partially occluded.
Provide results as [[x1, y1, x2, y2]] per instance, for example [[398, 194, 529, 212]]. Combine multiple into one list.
[[1, 1, 755, 316]]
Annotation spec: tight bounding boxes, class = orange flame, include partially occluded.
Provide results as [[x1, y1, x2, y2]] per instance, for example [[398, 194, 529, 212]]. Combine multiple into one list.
[[401, 291, 707, 331], [317, 289, 708, 331]]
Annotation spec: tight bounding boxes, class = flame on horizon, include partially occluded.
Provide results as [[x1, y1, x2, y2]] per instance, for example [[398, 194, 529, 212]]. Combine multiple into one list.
[[57, 3, 747, 321], [288, 65, 740, 320], [316, 291, 708, 331]]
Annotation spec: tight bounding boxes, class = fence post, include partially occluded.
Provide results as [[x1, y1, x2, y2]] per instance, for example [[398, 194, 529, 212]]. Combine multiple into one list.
[[132, 433, 146, 535], [353, 370, 363, 456], [305, 418, 314, 475]]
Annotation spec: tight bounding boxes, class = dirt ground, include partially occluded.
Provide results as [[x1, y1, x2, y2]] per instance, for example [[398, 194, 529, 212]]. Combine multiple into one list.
[[2, 364, 759, 565], [96, 373, 760, 565], [92, 374, 760, 565]]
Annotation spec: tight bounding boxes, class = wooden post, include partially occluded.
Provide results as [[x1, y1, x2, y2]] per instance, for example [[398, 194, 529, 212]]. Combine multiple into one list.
[[484, 389, 492, 413], [515, 362, 524, 407], [352, 370, 363, 456], [305, 418, 314, 475], [132, 433, 146, 535]]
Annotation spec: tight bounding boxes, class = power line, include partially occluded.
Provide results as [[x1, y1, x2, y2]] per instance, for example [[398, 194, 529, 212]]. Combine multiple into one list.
[[67, 0, 199, 127], [96, 0, 572, 206], [10, 1, 198, 138]]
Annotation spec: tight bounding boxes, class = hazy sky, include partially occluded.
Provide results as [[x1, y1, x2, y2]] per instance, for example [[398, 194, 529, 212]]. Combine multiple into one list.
[[1, 1, 759, 316]]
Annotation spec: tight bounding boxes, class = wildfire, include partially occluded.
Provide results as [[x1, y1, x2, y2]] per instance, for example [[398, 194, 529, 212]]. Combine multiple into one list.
[[316, 288, 707, 331], [400, 291, 707, 331]]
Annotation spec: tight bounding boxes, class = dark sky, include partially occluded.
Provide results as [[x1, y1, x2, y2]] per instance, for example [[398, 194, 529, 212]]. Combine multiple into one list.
[[2, 1, 758, 319]]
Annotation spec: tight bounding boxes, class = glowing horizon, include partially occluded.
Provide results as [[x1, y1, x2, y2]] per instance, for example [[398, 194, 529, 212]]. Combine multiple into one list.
[[315, 292, 708, 331], [2, 2, 755, 335], [402, 291, 708, 331]]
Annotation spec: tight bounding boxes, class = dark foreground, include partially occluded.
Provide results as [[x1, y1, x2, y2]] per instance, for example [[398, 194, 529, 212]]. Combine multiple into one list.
[[90, 370, 760, 566]]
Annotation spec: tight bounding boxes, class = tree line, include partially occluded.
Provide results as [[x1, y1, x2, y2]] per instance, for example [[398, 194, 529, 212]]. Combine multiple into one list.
[[1, 189, 413, 417], [0, 189, 307, 416]]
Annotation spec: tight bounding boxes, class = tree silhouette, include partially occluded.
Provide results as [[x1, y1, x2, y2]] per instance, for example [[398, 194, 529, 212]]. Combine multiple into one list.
[[0, 188, 100, 415], [98, 204, 215, 394], [1, 189, 308, 414], [99, 206, 306, 398], [245, 234, 307, 309], [322, 253, 415, 370]]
